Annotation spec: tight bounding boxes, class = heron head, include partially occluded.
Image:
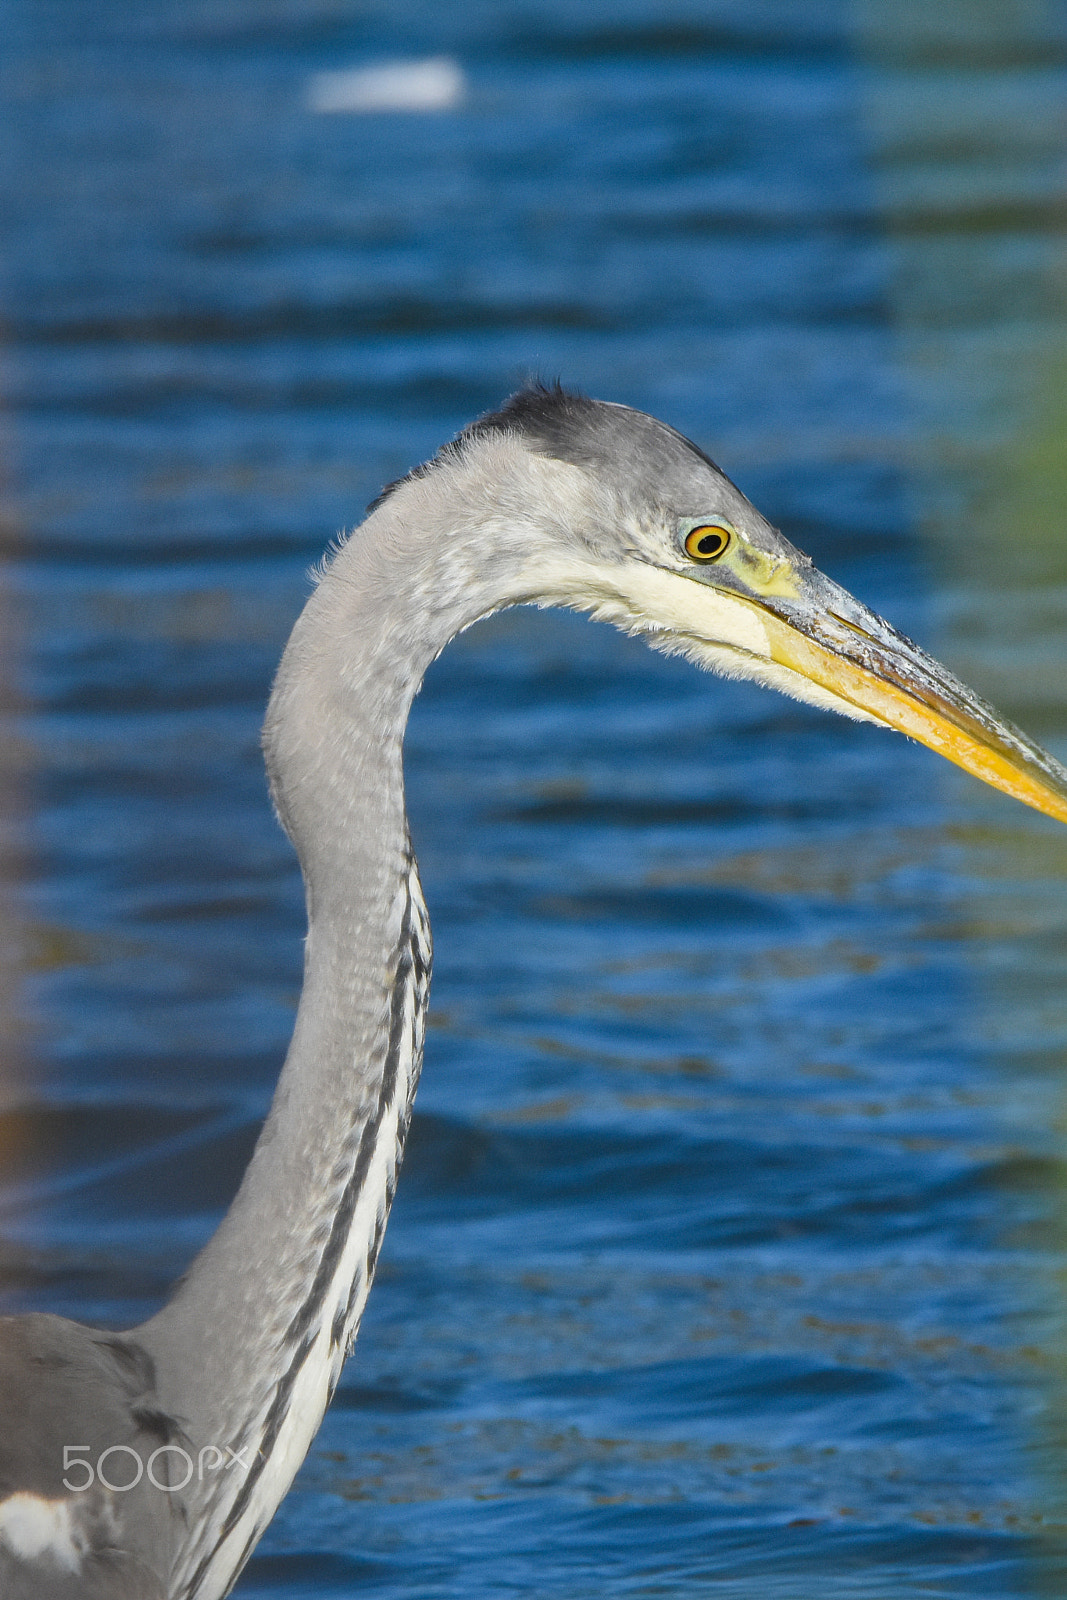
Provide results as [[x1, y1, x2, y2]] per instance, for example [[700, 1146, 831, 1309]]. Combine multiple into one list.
[[444, 384, 1067, 825]]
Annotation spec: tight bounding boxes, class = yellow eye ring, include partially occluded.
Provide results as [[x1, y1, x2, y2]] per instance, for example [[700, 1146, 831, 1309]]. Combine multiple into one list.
[[684, 524, 733, 562]]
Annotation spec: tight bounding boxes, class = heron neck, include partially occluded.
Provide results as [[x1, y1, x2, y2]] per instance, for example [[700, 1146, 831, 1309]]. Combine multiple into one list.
[[139, 539, 438, 1597], [134, 435, 592, 1597]]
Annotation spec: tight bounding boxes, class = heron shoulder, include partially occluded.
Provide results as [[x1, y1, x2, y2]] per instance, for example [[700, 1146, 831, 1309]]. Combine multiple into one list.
[[0, 1314, 182, 1596]]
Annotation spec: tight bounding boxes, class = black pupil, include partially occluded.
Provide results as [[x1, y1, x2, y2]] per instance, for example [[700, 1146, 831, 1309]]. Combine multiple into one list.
[[697, 530, 725, 556]]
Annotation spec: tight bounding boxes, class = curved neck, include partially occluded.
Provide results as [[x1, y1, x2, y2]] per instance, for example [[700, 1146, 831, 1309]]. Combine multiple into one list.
[[137, 434, 600, 1599], [140, 528, 441, 1599]]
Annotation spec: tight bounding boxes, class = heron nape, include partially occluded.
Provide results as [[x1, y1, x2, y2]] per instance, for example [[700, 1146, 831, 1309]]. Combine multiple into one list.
[[2, 386, 1065, 1599]]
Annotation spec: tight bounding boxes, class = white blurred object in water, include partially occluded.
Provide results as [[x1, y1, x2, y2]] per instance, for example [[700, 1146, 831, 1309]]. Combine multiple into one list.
[[308, 58, 466, 114]]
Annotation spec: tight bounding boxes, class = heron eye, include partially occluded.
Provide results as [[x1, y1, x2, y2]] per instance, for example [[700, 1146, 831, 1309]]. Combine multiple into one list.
[[684, 524, 732, 562]]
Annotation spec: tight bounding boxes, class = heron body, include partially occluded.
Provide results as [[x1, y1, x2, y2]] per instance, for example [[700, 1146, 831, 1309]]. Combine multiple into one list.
[[2, 386, 1066, 1598]]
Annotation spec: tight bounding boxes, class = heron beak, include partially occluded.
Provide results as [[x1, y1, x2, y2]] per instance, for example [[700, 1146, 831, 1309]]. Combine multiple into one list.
[[736, 568, 1067, 825]]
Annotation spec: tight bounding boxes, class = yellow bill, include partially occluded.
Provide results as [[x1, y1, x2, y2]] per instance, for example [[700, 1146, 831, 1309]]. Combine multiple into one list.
[[748, 578, 1067, 826]]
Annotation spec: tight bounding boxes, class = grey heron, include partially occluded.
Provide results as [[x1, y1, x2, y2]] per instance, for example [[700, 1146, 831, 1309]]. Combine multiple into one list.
[[1, 384, 1065, 1598]]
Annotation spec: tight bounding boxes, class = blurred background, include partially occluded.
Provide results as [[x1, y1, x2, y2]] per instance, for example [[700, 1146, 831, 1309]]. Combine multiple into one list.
[[3, 1, 1067, 1595]]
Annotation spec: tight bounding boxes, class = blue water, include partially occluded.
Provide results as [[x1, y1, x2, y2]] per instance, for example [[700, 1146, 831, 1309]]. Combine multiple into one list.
[[4, 2, 1067, 1596]]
